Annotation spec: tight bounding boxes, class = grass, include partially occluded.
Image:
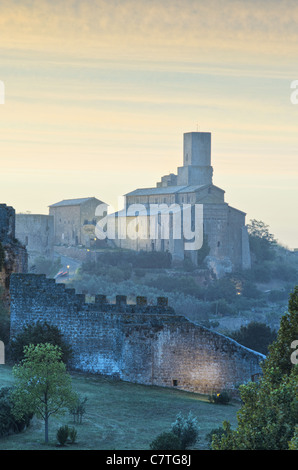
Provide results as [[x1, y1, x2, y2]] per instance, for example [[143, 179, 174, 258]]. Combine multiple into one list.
[[0, 365, 240, 450]]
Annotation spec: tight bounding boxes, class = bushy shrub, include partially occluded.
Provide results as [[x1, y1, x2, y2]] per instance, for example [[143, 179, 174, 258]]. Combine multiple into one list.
[[0, 387, 33, 438], [208, 390, 231, 405], [171, 412, 200, 450], [68, 426, 77, 444], [56, 425, 69, 446], [205, 426, 227, 449], [149, 431, 182, 450], [56, 425, 77, 446]]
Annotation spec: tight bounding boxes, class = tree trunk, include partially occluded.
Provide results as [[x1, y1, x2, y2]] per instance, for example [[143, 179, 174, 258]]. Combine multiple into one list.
[[45, 414, 49, 443]]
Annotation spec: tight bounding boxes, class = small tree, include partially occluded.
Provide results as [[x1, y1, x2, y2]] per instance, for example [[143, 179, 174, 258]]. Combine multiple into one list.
[[69, 395, 88, 424], [11, 343, 77, 444], [171, 412, 200, 450]]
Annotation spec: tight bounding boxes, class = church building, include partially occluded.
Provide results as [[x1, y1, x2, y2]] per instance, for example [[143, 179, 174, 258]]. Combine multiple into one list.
[[112, 132, 251, 275]]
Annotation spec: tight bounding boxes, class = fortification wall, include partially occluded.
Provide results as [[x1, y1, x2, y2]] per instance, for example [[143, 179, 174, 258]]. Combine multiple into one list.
[[0, 204, 28, 304], [15, 214, 54, 259], [9, 274, 264, 394]]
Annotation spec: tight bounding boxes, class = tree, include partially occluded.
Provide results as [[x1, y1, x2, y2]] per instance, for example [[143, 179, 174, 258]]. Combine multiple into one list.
[[11, 343, 77, 444], [247, 219, 277, 262], [229, 322, 277, 355], [197, 233, 210, 267], [211, 286, 298, 450], [10, 321, 73, 365]]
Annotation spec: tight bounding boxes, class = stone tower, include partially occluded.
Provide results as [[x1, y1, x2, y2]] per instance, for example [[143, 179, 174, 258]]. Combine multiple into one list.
[[177, 132, 213, 186]]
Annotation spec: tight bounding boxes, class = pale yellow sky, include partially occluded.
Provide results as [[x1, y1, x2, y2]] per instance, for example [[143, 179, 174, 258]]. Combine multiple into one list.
[[0, 0, 297, 248]]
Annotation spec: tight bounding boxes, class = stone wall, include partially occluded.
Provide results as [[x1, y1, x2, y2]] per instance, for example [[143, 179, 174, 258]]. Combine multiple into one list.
[[16, 214, 54, 260], [10, 273, 264, 394], [0, 204, 28, 305], [0, 204, 15, 242]]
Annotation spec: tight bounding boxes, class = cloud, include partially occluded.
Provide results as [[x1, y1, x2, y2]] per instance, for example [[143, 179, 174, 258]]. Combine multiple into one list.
[[1, 0, 298, 62]]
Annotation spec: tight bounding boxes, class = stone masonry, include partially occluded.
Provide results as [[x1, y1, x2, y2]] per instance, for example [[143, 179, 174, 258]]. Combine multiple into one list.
[[0, 204, 28, 304], [10, 273, 264, 394]]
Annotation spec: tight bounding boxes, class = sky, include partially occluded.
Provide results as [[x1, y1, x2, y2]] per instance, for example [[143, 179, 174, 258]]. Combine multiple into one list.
[[0, 0, 297, 248]]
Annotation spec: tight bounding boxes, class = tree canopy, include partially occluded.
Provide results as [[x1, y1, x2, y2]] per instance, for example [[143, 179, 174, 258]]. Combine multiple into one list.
[[212, 286, 298, 450], [11, 343, 77, 443]]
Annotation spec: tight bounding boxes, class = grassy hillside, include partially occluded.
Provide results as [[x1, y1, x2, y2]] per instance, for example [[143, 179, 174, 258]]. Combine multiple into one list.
[[0, 365, 240, 450]]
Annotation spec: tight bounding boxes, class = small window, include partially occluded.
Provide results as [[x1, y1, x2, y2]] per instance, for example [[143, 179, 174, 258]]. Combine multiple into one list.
[[172, 380, 178, 387], [217, 241, 220, 247]]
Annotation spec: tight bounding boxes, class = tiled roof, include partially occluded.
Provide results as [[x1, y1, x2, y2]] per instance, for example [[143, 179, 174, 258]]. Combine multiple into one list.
[[49, 197, 98, 208], [125, 184, 209, 197]]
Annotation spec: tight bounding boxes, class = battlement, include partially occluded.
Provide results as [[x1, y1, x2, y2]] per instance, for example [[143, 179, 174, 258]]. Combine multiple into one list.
[[9, 273, 264, 395], [9, 273, 175, 315]]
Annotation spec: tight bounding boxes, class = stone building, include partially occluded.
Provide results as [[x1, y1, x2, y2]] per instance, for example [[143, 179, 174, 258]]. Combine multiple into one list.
[[10, 273, 264, 395], [112, 132, 251, 275], [0, 204, 28, 304], [49, 197, 106, 248], [15, 213, 54, 260]]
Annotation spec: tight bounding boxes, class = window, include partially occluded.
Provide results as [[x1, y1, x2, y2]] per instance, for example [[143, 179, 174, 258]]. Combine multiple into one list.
[[172, 380, 178, 387]]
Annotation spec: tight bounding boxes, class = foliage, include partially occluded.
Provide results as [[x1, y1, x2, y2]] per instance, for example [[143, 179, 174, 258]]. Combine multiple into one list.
[[211, 286, 298, 450], [0, 387, 33, 438], [247, 219, 277, 263], [288, 426, 298, 450], [149, 431, 182, 450], [263, 286, 298, 379], [9, 321, 73, 365], [208, 390, 231, 405], [56, 424, 77, 446], [81, 249, 172, 274], [205, 426, 227, 449], [68, 426, 78, 444], [228, 321, 277, 355], [11, 343, 77, 443], [197, 233, 210, 267], [69, 395, 88, 424], [171, 412, 200, 450], [146, 274, 202, 298], [56, 425, 69, 446]]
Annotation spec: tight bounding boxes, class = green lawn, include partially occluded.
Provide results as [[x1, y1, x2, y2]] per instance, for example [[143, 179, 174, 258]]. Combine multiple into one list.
[[0, 365, 240, 450]]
